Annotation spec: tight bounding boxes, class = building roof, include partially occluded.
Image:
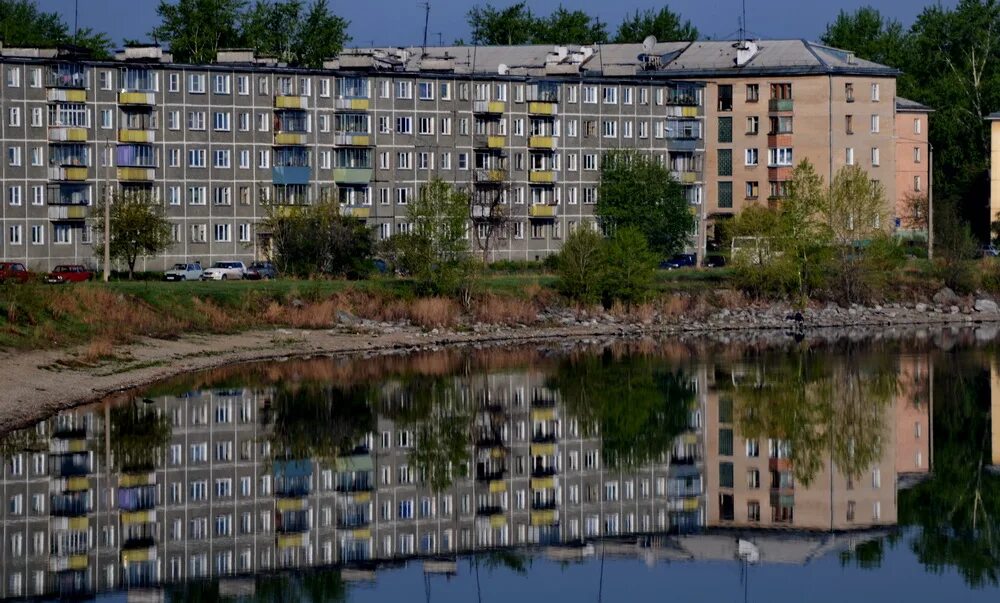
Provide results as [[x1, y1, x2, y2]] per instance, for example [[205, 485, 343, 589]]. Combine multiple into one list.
[[330, 39, 900, 79], [896, 97, 933, 113], [987, 111, 1000, 121]]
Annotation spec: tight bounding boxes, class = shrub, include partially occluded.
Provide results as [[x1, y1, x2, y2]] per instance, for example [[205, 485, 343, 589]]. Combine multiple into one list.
[[601, 227, 656, 306], [555, 227, 606, 305]]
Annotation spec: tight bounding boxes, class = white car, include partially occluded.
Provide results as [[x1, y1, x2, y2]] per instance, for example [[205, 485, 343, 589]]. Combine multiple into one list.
[[163, 262, 203, 281], [200, 261, 247, 280]]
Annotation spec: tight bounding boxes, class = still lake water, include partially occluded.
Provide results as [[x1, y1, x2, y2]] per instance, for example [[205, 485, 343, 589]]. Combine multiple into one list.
[[2, 331, 1000, 601]]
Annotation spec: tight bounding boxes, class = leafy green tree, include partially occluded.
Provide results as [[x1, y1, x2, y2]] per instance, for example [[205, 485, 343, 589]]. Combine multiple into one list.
[[614, 7, 699, 43], [596, 149, 693, 258], [554, 226, 606, 305], [264, 200, 375, 278], [934, 198, 979, 293], [92, 189, 173, 280], [0, 0, 111, 57], [601, 226, 656, 306], [389, 178, 474, 295], [532, 6, 607, 44], [467, 2, 535, 45], [260, 382, 376, 461], [241, 0, 349, 67], [152, 0, 247, 64], [103, 401, 172, 473], [820, 7, 908, 69]]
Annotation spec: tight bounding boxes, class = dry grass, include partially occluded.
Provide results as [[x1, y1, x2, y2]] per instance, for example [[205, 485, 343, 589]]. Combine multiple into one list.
[[80, 336, 116, 364], [408, 297, 460, 329], [472, 294, 539, 326]]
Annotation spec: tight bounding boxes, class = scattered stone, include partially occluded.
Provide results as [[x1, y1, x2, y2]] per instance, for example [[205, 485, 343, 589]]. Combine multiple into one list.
[[915, 303, 928, 312], [933, 287, 959, 306], [975, 299, 999, 313], [291, 298, 305, 309]]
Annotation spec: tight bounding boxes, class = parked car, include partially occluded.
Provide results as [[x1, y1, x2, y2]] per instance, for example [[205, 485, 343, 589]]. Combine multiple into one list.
[[704, 254, 727, 268], [244, 261, 277, 280], [200, 261, 247, 280], [0, 262, 32, 284], [978, 244, 999, 258], [660, 254, 697, 270], [163, 262, 203, 281], [44, 265, 94, 284]]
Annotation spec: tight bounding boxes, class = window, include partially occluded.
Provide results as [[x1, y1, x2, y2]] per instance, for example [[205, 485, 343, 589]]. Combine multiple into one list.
[[870, 114, 880, 133], [100, 109, 113, 129], [718, 149, 732, 176], [31, 186, 43, 205], [719, 462, 734, 488], [745, 181, 759, 199], [213, 186, 231, 205], [914, 175, 922, 192], [440, 81, 451, 99], [747, 469, 760, 489], [768, 147, 793, 166], [397, 152, 412, 169], [213, 74, 230, 94], [213, 111, 230, 131], [8, 185, 21, 205], [168, 73, 179, 92], [30, 225, 43, 245], [846, 147, 854, 165], [396, 81, 412, 99], [418, 116, 434, 134], [8, 146, 21, 166], [583, 85, 597, 104], [745, 148, 759, 166], [395, 116, 412, 134], [188, 149, 206, 168], [602, 120, 617, 138], [770, 83, 792, 100], [188, 111, 206, 130], [188, 186, 206, 205], [717, 84, 733, 111], [8, 225, 21, 245], [914, 118, 922, 135], [845, 82, 854, 102], [747, 501, 761, 521], [845, 114, 854, 134], [719, 429, 734, 455], [746, 116, 759, 135], [872, 147, 881, 166], [188, 73, 206, 94], [6, 66, 20, 87], [8, 107, 20, 127], [30, 107, 42, 127], [602, 86, 617, 104], [167, 111, 180, 130], [745, 83, 759, 102], [913, 146, 922, 163], [213, 149, 230, 168], [718, 181, 733, 209], [418, 81, 434, 100], [54, 224, 72, 244], [237, 75, 249, 95], [871, 83, 880, 101]]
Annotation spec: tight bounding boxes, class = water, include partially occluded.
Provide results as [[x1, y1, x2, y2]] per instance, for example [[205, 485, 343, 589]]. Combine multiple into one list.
[[2, 331, 999, 601]]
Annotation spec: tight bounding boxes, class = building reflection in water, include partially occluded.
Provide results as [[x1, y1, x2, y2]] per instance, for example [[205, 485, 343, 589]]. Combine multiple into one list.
[[0, 346, 933, 599]]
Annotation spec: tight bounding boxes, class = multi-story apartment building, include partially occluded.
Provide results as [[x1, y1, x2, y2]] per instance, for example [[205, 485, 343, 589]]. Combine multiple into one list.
[[0, 40, 914, 270], [895, 98, 932, 239]]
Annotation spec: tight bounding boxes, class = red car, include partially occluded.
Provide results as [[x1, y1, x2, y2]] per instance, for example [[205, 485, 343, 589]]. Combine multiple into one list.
[[0, 262, 32, 284], [45, 264, 94, 284]]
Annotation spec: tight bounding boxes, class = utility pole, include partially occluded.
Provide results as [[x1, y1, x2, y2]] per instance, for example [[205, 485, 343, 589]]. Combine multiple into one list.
[[928, 143, 934, 259], [103, 139, 111, 282], [420, 2, 430, 52]]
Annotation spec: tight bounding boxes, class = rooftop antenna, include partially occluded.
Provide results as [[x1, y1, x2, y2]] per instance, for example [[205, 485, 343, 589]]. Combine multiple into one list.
[[420, 2, 431, 52], [436, 32, 444, 46], [73, 0, 78, 39], [740, 0, 748, 42]]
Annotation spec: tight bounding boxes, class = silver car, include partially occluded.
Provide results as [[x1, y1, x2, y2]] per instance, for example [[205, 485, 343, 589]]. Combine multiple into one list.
[[163, 262, 203, 281], [200, 261, 246, 280]]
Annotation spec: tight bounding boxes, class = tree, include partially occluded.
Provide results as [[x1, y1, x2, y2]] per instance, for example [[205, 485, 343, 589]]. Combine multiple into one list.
[[241, 0, 349, 68], [532, 6, 607, 45], [92, 190, 173, 280], [554, 226, 605, 305], [934, 198, 979, 293], [263, 200, 375, 278], [596, 149, 694, 258], [0, 0, 111, 57], [467, 2, 535, 45], [470, 168, 513, 263], [614, 7, 698, 43], [390, 178, 474, 295], [820, 7, 908, 69], [601, 226, 656, 306], [151, 0, 247, 64]]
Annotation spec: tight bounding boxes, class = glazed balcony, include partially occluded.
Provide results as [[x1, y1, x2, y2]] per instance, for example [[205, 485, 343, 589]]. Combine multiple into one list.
[[474, 169, 506, 184], [768, 98, 794, 112], [117, 167, 155, 182], [272, 166, 312, 185], [48, 167, 88, 182]]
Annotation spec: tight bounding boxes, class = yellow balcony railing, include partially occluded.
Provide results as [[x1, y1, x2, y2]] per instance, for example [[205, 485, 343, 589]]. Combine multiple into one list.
[[530, 509, 558, 526], [531, 408, 556, 421], [528, 102, 557, 116], [528, 170, 557, 184], [671, 171, 699, 184], [118, 129, 155, 143], [121, 510, 156, 525], [489, 480, 506, 494], [528, 204, 558, 219], [274, 95, 309, 109], [334, 133, 371, 146], [118, 91, 156, 105], [119, 473, 154, 488], [490, 515, 507, 528], [277, 533, 309, 549], [528, 135, 556, 149], [47, 88, 87, 102], [48, 127, 87, 142], [277, 498, 308, 511], [274, 132, 307, 145], [487, 135, 505, 149], [530, 443, 556, 456], [334, 98, 370, 110], [341, 206, 371, 219], [474, 100, 505, 114], [48, 167, 88, 181], [117, 167, 155, 181], [531, 476, 555, 490], [48, 206, 88, 221]]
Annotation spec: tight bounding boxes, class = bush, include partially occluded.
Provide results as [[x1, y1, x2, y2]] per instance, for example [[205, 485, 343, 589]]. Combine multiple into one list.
[[555, 227, 606, 305], [601, 227, 656, 306], [265, 201, 375, 278]]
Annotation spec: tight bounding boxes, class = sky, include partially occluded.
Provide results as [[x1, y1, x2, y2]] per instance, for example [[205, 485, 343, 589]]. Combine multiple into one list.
[[36, 0, 960, 49]]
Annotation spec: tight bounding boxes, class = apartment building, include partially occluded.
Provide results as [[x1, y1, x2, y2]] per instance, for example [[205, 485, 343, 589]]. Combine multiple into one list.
[[895, 98, 932, 238], [0, 39, 910, 271]]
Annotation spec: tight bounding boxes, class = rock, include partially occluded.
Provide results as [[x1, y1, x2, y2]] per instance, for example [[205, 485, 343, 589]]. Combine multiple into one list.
[[975, 299, 999, 313], [933, 287, 960, 306], [336, 310, 358, 325], [291, 298, 305, 309], [915, 303, 928, 312], [951, 306, 960, 314]]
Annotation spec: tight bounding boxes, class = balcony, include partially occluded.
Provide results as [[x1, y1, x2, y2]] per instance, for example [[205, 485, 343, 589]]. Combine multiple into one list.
[[528, 204, 558, 219], [528, 136, 556, 150], [49, 127, 87, 142], [118, 167, 155, 182], [48, 167, 88, 181], [474, 135, 506, 149], [118, 129, 155, 143], [48, 206, 88, 221], [531, 499, 558, 510], [667, 138, 702, 152], [528, 102, 558, 116], [274, 95, 309, 109], [340, 205, 370, 219], [531, 431, 557, 444], [767, 133, 793, 148], [274, 132, 307, 145], [768, 166, 793, 181], [530, 509, 558, 526], [476, 504, 504, 517], [46, 69, 87, 89], [531, 466, 558, 478], [473, 100, 505, 114], [528, 170, 557, 184], [769, 99, 794, 112], [272, 166, 312, 185], [666, 105, 700, 118], [118, 91, 156, 105], [476, 467, 506, 482], [332, 167, 373, 184], [47, 89, 87, 103], [670, 171, 699, 184], [334, 98, 370, 111], [334, 133, 370, 146], [474, 169, 506, 184]]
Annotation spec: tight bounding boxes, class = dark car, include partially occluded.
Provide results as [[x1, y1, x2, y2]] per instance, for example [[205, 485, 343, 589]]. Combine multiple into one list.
[[245, 261, 277, 280], [45, 264, 94, 284], [0, 262, 32, 284], [660, 254, 697, 270], [977, 244, 999, 258], [704, 255, 727, 268]]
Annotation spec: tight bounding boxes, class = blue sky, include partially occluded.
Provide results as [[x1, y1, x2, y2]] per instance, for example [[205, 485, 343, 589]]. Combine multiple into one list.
[[37, 0, 959, 48]]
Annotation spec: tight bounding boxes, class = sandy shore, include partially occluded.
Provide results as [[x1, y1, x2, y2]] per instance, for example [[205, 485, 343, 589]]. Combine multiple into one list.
[[3, 305, 999, 435]]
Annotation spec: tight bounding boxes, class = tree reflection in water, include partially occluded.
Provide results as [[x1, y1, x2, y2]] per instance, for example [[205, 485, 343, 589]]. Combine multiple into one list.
[[103, 400, 172, 472], [260, 383, 376, 461]]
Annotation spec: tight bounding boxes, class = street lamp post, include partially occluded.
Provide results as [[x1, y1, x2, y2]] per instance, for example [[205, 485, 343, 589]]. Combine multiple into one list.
[[103, 139, 111, 282]]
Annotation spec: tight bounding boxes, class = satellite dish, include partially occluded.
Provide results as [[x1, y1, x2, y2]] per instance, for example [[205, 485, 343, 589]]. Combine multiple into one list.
[[498, 63, 509, 75], [642, 35, 657, 52]]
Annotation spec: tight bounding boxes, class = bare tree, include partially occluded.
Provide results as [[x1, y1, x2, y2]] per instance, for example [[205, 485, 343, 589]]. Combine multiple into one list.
[[470, 166, 513, 263]]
